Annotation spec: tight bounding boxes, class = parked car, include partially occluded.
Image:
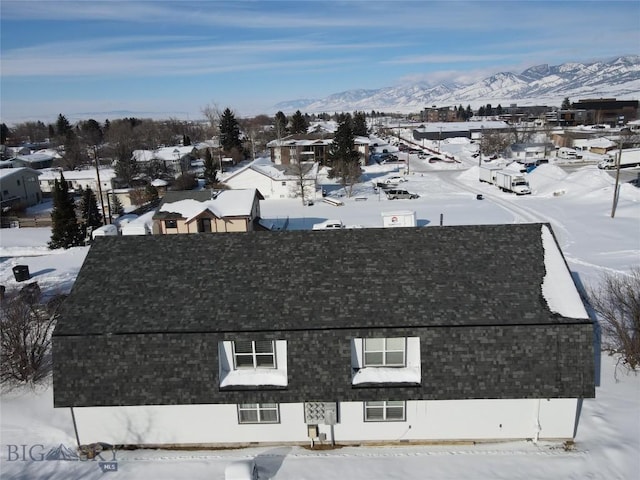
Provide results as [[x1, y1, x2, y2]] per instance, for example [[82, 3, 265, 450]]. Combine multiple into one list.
[[385, 189, 419, 200], [312, 219, 345, 230], [384, 176, 408, 184]]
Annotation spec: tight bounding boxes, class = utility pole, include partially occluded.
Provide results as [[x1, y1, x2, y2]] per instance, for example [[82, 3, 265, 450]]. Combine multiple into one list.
[[610, 137, 623, 218], [93, 145, 108, 225]]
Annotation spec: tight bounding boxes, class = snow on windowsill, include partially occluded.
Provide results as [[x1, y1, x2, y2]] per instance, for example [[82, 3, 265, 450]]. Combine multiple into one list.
[[352, 367, 421, 385], [220, 368, 288, 388]]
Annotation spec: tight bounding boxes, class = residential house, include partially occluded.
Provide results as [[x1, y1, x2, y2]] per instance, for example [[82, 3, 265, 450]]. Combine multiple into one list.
[[133, 146, 196, 178], [223, 159, 318, 200], [11, 153, 55, 170], [38, 168, 116, 197], [52, 223, 595, 447], [505, 143, 554, 162], [267, 134, 370, 166], [152, 189, 265, 234], [0, 167, 42, 209]]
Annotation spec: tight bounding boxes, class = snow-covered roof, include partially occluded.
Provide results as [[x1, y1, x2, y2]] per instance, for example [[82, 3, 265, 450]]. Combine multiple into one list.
[[13, 153, 55, 162], [37, 167, 116, 181], [540, 225, 588, 319], [158, 189, 260, 221], [0, 167, 41, 180], [133, 146, 196, 163], [224, 159, 318, 182]]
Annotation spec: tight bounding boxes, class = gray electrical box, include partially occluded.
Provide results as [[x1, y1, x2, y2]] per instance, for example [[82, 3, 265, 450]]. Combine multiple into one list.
[[304, 402, 338, 425]]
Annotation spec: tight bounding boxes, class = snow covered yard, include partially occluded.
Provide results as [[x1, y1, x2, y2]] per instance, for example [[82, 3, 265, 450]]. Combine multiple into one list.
[[1, 162, 639, 479], [1, 353, 637, 480]]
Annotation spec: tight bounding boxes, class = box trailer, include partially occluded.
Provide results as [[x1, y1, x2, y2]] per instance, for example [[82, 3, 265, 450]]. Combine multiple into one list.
[[598, 149, 640, 170], [478, 165, 502, 184], [494, 171, 531, 195], [381, 210, 416, 228]]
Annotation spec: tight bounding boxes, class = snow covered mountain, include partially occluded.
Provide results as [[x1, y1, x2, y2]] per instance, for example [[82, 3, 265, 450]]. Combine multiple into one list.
[[273, 56, 640, 113]]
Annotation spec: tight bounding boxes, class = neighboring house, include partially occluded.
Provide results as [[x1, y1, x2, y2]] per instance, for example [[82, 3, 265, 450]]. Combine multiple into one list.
[[132, 146, 196, 177], [52, 223, 595, 447], [267, 134, 370, 166], [0, 167, 42, 208], [38, 168, 116, 197], [11, 153, 55, 170], [223, 159, 318, 200], [505, 143, 554, 162], [152, 189, 264, 234]]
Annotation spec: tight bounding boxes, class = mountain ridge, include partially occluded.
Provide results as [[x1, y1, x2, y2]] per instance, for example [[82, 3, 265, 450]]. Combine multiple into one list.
[[273, 55, 640, 113]]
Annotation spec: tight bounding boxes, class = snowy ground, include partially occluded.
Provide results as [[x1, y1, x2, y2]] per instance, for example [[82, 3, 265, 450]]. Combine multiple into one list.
[[1, 147, 639, 479]]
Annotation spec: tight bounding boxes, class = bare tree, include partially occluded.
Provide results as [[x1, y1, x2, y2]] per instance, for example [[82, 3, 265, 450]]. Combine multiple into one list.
[[480, 130, 511, 157], [201, 102, 222, 139], [587, 267, 640, 371], [1, 287, 66, 388], [289, 161, 317, 205]]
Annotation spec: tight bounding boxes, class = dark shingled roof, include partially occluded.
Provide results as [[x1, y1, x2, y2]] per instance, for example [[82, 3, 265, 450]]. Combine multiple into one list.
[[52, 223, 595, 407], [55, 223, 580, 336]]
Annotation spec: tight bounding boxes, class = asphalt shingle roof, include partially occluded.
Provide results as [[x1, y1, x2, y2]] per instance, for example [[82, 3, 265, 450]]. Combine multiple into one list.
[[55, 223, 586, 337]]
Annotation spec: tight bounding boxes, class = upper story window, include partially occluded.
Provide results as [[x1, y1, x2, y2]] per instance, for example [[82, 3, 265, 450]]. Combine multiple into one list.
[[165, 219, 178, 229], [364, 338, 405, 367], [233, 340, 276, 369], [219, 340, 287, 388], [351, 337, 421, 386]]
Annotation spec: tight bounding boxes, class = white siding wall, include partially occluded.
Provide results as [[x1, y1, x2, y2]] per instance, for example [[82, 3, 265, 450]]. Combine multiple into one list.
[[71, 398, 578, 446]]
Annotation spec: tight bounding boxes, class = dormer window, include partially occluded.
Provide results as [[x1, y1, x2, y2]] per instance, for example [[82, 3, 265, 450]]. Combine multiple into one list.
[[364, 338, 406, 367], [233, 340, 276, 369]]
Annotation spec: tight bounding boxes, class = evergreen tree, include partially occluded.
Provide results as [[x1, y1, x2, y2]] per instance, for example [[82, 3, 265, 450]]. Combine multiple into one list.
[[478, 106, 486, 117], [182, 134, 191, 146], [49, 173, 81, 249], [485, 104, 493, 116], [466, 105, 473, 120], [352, 111, 368, 137], [290, 110, 308, 134], [203, 148, 219, 187], [561, 97, 571, 110], [219, 108, 242, 152], [79, 187, 103, 238], [496, 104, 503, 116], [327, 114, 362, 197], [274, 111, 288, 139], [114, 147, 138, 187], [0, 123, 9, 145], [55, 114, 71, 138], [110, 193, 124, 216]]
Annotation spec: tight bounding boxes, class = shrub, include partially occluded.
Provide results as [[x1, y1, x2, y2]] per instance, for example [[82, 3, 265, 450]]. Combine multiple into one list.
[[0, 287, 66, 387], [587, 267, 640, 370]]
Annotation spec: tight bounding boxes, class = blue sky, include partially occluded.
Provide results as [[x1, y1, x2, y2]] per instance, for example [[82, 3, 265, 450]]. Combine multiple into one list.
[[1, 0, 638, 124]]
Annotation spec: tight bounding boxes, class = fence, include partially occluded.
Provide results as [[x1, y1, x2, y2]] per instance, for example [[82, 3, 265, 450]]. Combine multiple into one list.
[[0, 216, 53, 229]]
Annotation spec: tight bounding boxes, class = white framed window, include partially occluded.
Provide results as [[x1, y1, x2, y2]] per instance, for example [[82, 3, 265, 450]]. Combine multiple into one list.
[[237, 403, 280, 424], [233, 340, 276, 369], [364, 338, 406, 367], [364, 401, 406, 422]]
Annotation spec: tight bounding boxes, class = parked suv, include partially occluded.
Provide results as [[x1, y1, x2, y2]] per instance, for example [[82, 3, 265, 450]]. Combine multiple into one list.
[[385, 189, 419, 200]]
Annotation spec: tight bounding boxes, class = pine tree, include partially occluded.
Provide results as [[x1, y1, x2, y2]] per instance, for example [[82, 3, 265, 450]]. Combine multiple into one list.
[[352, 111, 368, 137], [290, 110, 308, 134], [55, 114, 71, 138], [79, 187, 103, 239], [466, 105, 473, 120], [203, 148, 219, 187], [496, 104, 503, 116], [327, 114, 362, 197], [274, 111, 288, 139], [219, 108, 242, 152], [110, 193, 124, 216], [49, 173, 81, 249], [561, 97, 571, 110]]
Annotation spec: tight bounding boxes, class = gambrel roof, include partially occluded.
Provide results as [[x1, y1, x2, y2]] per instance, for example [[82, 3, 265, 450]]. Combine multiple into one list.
[[53, 223, 595, 407]]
